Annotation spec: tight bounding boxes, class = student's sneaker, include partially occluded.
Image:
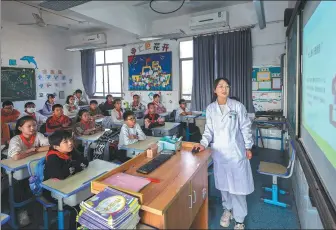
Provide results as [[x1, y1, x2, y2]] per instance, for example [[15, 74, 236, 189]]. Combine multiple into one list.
[[234, 223, 245, 230], [220, 209, 232, 227], [18, 210, 30, 227]]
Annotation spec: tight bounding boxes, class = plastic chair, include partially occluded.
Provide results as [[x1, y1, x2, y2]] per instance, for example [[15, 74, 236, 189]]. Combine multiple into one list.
[[257, 141, 296, 208]]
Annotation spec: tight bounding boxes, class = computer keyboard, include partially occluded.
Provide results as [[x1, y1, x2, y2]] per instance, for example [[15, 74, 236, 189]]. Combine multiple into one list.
[[137, 154, 172, 174]]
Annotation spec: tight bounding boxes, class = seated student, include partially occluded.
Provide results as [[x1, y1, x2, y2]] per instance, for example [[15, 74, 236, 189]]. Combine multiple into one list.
[[7, 116, 50, 226], [152, 94, 167, 114], [131, 94, 146, 111], [143, 103, 165, 136], [63, 95, 79, 117], [73, 89, 89, 106], [45, 104, 72, 133], [40, 94, 55, 116], [89, 100, 104, 119], [1, 100, 20, 123], [101, 94, 114, 115], [118, 111, 146, 149], [74, 109, 103, 136], [111, 99, 124, 126], [43, 130, 88, 230], [175, 99, 192, 122], [21, 102, 48, 127]]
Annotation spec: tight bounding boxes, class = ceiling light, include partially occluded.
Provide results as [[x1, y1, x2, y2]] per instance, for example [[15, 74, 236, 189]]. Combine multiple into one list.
[[138, 36, 163, 41]]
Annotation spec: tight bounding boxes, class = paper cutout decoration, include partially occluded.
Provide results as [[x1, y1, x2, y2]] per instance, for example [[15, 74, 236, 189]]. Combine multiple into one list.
[[38, 83, 44, 89], [50, 70, 55, 75], [62, 75, 66, 81], [69, 79, 73, 84], [58, 70, 63, 75], [61, 82, 67, 88], [46, 82, 52, 88], [39, 93, 44, 98], [9, 59, 17, 66], [54, 83, 59, 88], [54, 75, 59, 80], [42, 69, 47, 74], [20, 56, 38, 69], [46, 75, 52, 80]]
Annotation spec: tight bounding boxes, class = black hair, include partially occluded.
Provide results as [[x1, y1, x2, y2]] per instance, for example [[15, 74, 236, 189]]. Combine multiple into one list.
[[2, 101, 14, 108], [179, 99, 186, 104], [90, 100, 98, 105], [133, 94, 139, 98], [230, 96, 240, 102], [66, 95, 74, 104], [106, 94, 113, 100], [212, 78, 231, 101], [15, 116, 37, 135], [46, 94, 55, 104], [75, 89, 82, 94], [76, 109, 89, 122], [113, 99, 121, 106], [147, 102, 154, 109], [48, 130, 72, 148], [153, 94, 160, 99], [24, 102, 35, 108], [123, 110, 134, 121], [52, 104, 63, 111]]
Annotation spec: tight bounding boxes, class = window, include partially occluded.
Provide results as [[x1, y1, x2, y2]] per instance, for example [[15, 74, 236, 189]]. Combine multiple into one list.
[[95, 48, 123, 97], [180, 40, 193, 101]]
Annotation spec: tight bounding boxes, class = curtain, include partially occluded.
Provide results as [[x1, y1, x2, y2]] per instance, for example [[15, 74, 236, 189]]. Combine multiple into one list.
[[81, 49, 96, 97], [191, 35, 216, 111], [191, 29, 254, 113]]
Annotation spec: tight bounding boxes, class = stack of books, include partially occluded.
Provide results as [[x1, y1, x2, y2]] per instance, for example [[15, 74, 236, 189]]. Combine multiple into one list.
[[77, 187, 141, 229]]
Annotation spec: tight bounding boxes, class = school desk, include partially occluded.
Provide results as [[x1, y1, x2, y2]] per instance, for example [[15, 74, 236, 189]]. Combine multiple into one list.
[[120, 136, 161, 158], [94, 117, 105, 123], [1, 213, 10, 225], [91, 142, 211, 229], [1, 151, 47, 229], [41, 159, 118, 230], [76, 130, 107, 158], [151, 122, 180, 137]]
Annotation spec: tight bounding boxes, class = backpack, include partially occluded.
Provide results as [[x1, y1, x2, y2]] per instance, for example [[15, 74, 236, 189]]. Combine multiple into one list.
[[28, 157, 46, 196]]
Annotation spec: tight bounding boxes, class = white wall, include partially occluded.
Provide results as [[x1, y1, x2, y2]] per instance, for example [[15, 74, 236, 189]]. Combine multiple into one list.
[[1, 20, 80, 112]]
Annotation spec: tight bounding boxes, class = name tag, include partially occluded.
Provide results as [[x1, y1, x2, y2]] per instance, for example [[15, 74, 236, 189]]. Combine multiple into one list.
[[229, 111, 237, 119]]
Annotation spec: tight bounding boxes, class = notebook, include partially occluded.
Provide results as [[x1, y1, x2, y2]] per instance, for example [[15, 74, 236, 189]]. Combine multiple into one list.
[[101, 172, 151, 192]]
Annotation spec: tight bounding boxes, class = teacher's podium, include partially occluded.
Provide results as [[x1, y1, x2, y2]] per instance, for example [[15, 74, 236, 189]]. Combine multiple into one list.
[[91, 142, 211, 229]]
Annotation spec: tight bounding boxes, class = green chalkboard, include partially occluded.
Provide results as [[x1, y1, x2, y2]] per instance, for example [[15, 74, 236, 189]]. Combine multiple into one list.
[[1, 67, 36, 101]]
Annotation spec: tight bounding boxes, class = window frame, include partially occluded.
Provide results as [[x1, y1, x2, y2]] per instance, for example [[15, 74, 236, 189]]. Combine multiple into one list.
[[179, 40, 193, 102], [93, 48, 123, 99]]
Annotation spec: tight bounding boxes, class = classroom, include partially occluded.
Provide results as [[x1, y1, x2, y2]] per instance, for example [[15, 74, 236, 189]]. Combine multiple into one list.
[[0, 0, 335, 229]]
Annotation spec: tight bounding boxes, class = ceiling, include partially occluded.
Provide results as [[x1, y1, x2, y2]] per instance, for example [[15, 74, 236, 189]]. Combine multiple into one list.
[[1, 0, 249, 37]]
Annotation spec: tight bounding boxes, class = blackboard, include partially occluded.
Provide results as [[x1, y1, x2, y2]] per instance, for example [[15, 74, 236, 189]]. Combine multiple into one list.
[[286, 15, 298, 134], [1, 67, 36, 101]]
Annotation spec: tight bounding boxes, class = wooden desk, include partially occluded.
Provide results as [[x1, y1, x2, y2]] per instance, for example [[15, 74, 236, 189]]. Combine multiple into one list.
[[92, 142, 211, 229], [151, 122, 180, 137], [120, 137, 161, 158]]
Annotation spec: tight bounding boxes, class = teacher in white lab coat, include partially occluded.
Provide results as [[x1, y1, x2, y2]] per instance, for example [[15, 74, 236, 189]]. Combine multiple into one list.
[[194, 78, 254, 230]]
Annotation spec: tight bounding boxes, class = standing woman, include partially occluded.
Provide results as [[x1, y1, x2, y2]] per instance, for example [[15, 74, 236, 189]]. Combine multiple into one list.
[[194, 78, 253, 230]]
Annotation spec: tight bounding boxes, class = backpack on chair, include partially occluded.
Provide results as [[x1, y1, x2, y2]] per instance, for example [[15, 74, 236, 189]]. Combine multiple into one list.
[[28, 157, 46, 196]]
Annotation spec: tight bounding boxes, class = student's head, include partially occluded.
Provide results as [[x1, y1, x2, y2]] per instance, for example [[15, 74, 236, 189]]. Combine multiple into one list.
[[77, 109, 90, 122], [106, 94, 113, 103], [90, 100, 98, 110], [230, 96, 240, 102], [66, 95, 75, 105], [2, 101, 14, 113], [179, 99, 187, 109], [113, 99, 122, 110], [123, 110, 136, 128], [153, 94, 160, 103], [75, 89, 82, 99], [15, 116, 37, 136], [47, 94, 55, 104], [24, 102, 36, 113], [52, 104, 63, 117], [213, 78, 230, 100], [48, 130, 73, 153], [147, 103, 156, 114], [133, 94, 140, 102]]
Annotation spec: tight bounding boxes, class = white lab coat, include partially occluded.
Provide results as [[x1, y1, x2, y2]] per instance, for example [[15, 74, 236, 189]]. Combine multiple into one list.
[[200, 98, 254, 195]]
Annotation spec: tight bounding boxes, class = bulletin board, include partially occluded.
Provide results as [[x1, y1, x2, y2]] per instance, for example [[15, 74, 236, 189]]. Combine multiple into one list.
[[128, 51, 172, 91], [252, 66, 281, 91]]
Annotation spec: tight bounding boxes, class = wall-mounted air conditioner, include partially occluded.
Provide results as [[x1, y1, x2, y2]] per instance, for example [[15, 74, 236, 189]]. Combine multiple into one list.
[[189, 11, 229, 31], [65, 33, 107, 51]]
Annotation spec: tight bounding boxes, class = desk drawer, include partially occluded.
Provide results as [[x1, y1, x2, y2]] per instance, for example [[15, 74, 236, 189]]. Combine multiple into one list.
[[152, 127, 179, 137]]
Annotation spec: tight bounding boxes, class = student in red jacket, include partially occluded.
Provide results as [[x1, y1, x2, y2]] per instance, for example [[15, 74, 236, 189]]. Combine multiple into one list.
[[1, 100, 20, 123], [45, 104, 72, 133]]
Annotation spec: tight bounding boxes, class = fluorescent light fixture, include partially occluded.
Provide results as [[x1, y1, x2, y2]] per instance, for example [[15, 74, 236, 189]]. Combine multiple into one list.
[[138, 36, 163, 41], [65, 43, 106, 52]]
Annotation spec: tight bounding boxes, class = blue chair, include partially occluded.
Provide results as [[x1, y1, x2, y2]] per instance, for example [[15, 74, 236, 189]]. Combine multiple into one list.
[[257, 141, 296, 208], [28, 158, 56, 229]]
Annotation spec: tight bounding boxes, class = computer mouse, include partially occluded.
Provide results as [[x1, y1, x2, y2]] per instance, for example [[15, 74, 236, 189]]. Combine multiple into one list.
[[192, 147, 201, 154]]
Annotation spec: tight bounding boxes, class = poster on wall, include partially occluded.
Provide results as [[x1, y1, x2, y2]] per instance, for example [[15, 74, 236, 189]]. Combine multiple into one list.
[[128, 51, 172, 91], [252, 66, 281, 91]]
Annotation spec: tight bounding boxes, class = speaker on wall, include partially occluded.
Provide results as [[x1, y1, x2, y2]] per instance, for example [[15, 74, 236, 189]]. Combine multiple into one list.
[[284, 8, 294, 27]]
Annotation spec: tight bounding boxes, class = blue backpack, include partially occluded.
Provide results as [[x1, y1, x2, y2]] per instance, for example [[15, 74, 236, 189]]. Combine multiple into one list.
[[28, 157, 46, 196]]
